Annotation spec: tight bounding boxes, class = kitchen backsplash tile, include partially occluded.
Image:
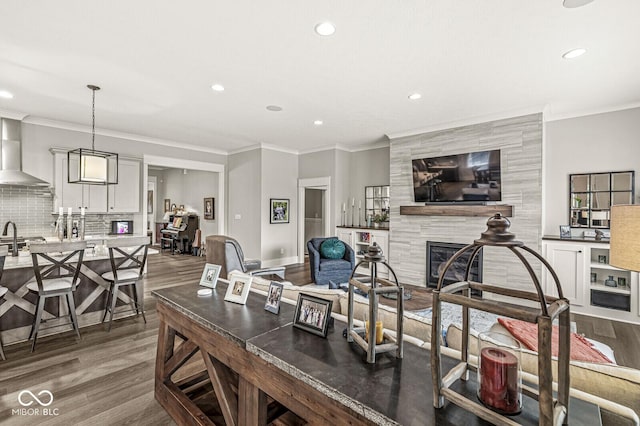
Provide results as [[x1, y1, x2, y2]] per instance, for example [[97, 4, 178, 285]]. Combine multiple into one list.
[[0, 185, 133, 237]]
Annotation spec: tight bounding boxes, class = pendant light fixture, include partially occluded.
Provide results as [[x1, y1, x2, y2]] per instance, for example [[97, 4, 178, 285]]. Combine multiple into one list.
[[67, 84, 118, 185]]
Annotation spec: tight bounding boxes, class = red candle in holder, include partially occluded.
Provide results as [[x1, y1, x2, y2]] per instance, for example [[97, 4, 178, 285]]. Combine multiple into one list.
[[479, 346, 520, 413]]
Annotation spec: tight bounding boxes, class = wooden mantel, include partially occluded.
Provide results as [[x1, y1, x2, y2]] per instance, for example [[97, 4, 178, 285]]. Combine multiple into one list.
[[400, 204, 513, 217]]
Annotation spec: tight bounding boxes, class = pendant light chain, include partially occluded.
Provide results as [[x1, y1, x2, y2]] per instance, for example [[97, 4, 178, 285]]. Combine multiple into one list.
[[87, 84, 100, 151]]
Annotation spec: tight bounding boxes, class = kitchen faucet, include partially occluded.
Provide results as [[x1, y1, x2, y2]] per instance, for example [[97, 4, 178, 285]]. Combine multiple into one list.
[[2, 221, 18, 257]]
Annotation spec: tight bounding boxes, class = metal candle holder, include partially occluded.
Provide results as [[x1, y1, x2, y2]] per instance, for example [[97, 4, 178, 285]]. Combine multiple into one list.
[[430, 214, 570, 426], [347, 243, 403, 363]]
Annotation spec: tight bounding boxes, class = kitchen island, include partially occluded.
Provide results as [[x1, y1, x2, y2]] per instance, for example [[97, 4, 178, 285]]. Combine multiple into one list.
[[0, 236, 156, 346]]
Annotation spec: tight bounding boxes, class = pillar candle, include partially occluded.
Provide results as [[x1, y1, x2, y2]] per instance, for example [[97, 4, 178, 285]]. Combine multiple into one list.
[[81, 207, 86, 216], [59, 207, 64, 216], [342, 203, 345, 212], [68, 207, 73, 216], [479, 347, 519, 413], [365, 320, 384, 344], [359, 200, 361, 209]]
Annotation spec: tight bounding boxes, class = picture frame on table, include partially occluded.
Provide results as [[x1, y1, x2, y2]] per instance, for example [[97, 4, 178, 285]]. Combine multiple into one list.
[[164, 199, 171, 212], [598, 255, 607, 264], [204, 197, 214, 220], [264, 281, 284, 314], [559, 225, 571, 239], [224, 275, 253, 305], [270, 198, 290, 224], [199, 263, 221, 288], [293, 293, 333, 338], [618, 277, 627, 287]]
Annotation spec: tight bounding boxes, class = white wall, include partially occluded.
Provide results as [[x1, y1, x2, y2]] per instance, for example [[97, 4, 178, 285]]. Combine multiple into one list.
[[348, 146, 390, 225], [544, 107, 640, 235]]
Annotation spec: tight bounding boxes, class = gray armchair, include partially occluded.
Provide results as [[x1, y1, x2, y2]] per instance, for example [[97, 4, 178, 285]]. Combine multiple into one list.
[[205, 235, 285, 280], [307, 237, 356, 285]]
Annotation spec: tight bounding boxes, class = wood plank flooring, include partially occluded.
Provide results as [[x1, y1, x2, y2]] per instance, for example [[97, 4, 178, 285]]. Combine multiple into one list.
[[0, 250, 638, 425]]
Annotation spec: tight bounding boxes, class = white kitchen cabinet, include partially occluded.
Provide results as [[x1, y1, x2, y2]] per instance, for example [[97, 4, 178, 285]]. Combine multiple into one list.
[[54, 153, 140, 214], [542, 237, 639, 324], [336, 226, 390, 278], [107, 159, 141, 213], [54, 153, 108, 213]]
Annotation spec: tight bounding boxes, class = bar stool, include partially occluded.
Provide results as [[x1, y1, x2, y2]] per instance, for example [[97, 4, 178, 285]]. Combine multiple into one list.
[[101, 236, 149, 331], [0, 245, 8, 360], [28, 240, 87, 352]]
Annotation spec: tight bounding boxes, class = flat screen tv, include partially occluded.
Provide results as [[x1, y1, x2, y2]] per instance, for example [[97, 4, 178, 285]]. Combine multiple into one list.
[[412, 149, 502, 203]]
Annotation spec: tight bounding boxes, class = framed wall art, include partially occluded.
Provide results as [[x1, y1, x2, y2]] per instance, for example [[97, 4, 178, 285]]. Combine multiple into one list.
[[204, 197, 214, 220], [270, 198, 290, 224], [293, 293, 333, 337], [164, 199, 171, 212]]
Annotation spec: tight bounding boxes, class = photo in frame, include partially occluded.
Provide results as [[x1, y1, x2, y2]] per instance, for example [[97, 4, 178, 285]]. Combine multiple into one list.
[[199, 263, 221, 288], [204, 197, 214, 220], [559, 225, 571, 239], [264, 281, 284, 314], [270, 198, 290, 224], [148, 190, 154, 214], [224, 275, 253, 305], [293, 293, 333, 337], [164, 199, 171, 212]]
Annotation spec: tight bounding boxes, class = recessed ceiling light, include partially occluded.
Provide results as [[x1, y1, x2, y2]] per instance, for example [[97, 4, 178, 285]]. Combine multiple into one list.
[[266, 105, 283, 112], [408, 93, 422, 100], [563, 0, 594, 8], [314, 22, 336, 36], [314, 120, 323, 126], [562, 48, 586, 59], [211, 84, 225, 92], [0, 90, 14, 99]]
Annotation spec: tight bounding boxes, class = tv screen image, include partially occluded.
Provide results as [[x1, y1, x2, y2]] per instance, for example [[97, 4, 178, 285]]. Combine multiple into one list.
[[412, 149, 502, 203], [110, 220, 133, 235]]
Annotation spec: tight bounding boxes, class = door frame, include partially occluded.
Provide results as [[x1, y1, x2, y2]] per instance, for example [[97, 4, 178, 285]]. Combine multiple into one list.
[[297, 177, 331, 263]]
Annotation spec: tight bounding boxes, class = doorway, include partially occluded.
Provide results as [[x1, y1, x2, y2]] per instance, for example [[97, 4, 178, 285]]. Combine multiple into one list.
[[297, 177, 331, 263]]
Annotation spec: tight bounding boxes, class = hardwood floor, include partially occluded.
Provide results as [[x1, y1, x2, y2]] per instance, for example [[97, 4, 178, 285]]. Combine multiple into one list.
[[0, 250, 638, 425]]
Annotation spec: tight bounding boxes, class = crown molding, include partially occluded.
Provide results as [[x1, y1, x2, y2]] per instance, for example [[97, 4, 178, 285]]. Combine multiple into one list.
[[21, 116, 229, 156], [298, 141, 389, 155], [385, 106, 545, 140], [0, 108, 29, 120], [544, 101, 640, 122]]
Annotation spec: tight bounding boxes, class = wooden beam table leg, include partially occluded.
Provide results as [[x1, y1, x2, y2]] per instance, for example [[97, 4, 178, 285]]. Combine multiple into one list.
[[202, 349, 239, 426], [238, 376, 267, 426]]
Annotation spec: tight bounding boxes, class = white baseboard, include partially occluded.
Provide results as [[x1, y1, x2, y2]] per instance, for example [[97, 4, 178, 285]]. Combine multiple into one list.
[[261, 256, 299, 268]]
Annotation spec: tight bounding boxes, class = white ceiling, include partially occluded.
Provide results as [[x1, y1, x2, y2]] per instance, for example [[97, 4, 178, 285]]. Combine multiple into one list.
[[1, 1, 638, 154]]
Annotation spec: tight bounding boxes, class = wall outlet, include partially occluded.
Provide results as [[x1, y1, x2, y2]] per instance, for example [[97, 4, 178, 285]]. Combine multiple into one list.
[[234, 214, 241, 220], [280, 248, 285, 255]]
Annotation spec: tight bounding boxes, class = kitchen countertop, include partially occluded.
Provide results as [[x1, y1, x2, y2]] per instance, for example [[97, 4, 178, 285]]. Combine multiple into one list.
[[2, 235, 158, 270]]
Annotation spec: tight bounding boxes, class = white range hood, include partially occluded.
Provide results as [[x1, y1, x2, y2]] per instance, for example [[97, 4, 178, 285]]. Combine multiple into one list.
[[0, 117, 49, 186]]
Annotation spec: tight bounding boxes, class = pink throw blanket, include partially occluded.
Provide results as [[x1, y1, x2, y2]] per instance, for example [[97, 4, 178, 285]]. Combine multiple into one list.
[[498, 318, 613, 364]]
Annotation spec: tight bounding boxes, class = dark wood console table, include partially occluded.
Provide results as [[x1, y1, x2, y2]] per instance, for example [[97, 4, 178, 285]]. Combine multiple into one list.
[[153, 284, 602, 425]]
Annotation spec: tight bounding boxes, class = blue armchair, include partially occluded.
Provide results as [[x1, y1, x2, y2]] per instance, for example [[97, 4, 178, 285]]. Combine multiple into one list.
[[307, 237, 356, 285]]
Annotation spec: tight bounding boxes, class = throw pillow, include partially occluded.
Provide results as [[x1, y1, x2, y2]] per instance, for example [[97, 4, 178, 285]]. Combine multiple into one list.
[[320, 238, 346, 259]]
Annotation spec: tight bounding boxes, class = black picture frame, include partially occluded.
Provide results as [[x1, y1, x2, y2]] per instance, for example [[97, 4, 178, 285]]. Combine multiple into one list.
[[559, 225, 572, 239], [293, 293, 333, 337], [264, 281, 284, 314], [270, 198, 290, 224], [204, 197, 214, 220]]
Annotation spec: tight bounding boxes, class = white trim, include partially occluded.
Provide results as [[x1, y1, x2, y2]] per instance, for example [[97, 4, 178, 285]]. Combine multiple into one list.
[[23, 116, 229, 156], [544, 101, 640, 122], [297, 176, 331, 263], [143, 154, 226, 235], [229, 142, 299, 156], [261, 256, 298, 268], [298, 142, 389, 155], [385, 106, 545, 140], [0, 109, 28, 120]]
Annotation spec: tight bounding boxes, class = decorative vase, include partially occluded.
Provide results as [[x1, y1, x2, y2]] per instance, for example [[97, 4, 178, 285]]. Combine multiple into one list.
[[477, 331, 522, 415], [604, 275, 617, 287]]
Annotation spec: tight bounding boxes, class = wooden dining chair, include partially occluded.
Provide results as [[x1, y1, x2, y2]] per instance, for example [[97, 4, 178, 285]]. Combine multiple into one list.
[[28, 240, 87, 352], [101, 236, 149, 331], [0, 245, 8, 360]]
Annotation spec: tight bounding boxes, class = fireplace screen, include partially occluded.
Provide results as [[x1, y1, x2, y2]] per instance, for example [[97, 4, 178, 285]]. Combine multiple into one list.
[[426, 241, 483, 289]]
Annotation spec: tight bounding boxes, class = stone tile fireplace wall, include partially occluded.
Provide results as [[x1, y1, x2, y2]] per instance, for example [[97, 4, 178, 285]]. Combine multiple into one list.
[[389, 113, 543, 294]]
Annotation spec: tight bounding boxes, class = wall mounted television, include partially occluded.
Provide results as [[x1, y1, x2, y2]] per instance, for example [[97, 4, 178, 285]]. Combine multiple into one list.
[[412, 149, 502, 203]]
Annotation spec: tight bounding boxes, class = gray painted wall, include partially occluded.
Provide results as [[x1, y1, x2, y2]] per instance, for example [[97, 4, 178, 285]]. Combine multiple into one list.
[[299, 150, 336, 230], [389, 113, 543, 292], [261, 149, 298, 261], [544, 107, 640, 235], [228, 149, 262, 259], [348, 146, 390, 225]]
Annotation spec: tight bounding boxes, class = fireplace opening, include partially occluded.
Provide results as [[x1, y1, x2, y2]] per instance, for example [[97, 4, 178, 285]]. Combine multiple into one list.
[[426, 241, 483, 296]]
